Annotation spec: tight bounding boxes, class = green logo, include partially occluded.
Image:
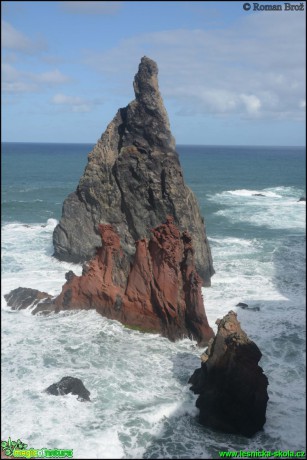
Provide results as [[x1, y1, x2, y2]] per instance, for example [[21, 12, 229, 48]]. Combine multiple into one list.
[[1, 438, 73, 458], [1, 438, 28, 457]]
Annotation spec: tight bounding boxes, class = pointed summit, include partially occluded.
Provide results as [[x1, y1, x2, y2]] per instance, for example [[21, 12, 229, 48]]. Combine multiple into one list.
[[133, 56, 162, 108], [134, 57, 158, 98], [53, 57, 214, 285], [123, 56, 175, 152]]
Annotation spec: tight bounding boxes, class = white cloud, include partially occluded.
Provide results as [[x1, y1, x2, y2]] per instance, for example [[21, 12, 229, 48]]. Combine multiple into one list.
[[60, 1, 121, 14], [2, 63, 36, 93], [84, 10, 305, 121], [51, 93, 100, 112], [3, 81, 37, 93], [1, 20, 47, 54], [34, 69, 71, 85], [240, 94, 261, 116], [1, 63, 71, 93]]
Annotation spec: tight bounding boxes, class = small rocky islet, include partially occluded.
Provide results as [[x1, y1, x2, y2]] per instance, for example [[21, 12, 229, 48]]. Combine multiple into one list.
[[189, 311, 268, 437], [4, 56, 268, 436]]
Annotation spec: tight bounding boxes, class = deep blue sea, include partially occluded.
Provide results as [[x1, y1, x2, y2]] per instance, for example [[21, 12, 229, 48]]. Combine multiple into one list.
[[2, 142, 306, 458]]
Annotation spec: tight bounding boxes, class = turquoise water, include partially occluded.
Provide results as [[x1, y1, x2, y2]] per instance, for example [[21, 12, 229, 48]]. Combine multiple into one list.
[[1, 142, 306, 458]]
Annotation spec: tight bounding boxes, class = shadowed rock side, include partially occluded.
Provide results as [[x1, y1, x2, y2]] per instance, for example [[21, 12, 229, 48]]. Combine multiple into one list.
[[5, 218, 214, 346], [189, 311, 269, 437], [52, 56, 214, 286]]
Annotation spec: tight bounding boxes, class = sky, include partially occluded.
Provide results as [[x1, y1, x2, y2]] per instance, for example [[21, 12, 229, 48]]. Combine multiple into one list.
[[1, 1, 306, 146]]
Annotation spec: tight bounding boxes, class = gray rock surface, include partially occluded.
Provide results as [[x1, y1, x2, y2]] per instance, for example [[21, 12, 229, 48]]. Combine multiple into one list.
[[4, 287, 52, 310], [53, 56, 214, 285]]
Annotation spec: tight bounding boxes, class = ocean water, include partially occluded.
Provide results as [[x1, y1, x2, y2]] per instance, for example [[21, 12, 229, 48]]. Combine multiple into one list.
[[1, 142, 306, 458]]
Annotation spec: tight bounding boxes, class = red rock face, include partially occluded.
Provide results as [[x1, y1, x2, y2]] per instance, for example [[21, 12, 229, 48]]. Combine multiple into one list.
[[11, 217, 212, 345]]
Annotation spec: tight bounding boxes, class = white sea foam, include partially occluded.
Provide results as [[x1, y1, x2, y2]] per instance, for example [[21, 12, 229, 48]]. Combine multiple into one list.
[[1, 219, 83, 300], [203, 231, 306, 454], [227, 189, 282, 198], [2, 215, 209, 458], [2, 199, 306, 457], [209, 186, 306, 230], [1, 306, 209, 458]]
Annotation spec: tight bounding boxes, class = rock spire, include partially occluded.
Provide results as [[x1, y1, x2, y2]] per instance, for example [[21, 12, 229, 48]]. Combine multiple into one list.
[[53, 56, 214, 285], [189, 311, 269, 436]]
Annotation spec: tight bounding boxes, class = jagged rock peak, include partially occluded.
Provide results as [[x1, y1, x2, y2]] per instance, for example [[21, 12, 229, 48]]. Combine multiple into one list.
[[52, 56, 214, 285], [134, 56, 158, 97], [133, 56, 165, 109], [126, 55, 175, 152]]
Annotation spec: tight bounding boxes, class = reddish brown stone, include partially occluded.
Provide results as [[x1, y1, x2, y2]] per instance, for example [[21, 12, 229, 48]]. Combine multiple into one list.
[[6, 218, 214, 346]]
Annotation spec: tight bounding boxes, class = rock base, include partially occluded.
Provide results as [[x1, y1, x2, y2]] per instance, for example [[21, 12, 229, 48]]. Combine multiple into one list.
[[5, 218, 214, 346]]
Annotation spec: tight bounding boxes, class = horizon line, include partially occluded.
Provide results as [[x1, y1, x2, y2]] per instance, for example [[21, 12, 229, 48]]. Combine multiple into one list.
[[1, 141, 305, 149]]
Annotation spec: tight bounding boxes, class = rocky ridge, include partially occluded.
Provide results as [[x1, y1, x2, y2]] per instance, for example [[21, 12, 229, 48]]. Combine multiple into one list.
[[5, 217, 214, 346], [53, 56, 214, 286]]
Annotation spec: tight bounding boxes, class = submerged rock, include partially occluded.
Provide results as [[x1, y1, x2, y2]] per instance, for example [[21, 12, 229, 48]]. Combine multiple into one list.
[[236, 302, 248, 309], [45, 376, 91, 402], [53, 56, 214, 286], [189, 311, 268, 437], [4, 287, 52, 311], [236, 302, 260, 312], [5, 218, 214, 346]]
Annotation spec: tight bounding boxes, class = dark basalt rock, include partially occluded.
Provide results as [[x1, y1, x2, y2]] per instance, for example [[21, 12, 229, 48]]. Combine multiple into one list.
[[252, 193, 265, 197], [298, 197, 306, 202], [4, 287, 52, 310], [189, 311, 269, 437], [236, 302, 248, 309], [45, 376, 91, 402], [65, 270, 75, 282], [52, 56, 214, 286], [236, 302, 260, 312]]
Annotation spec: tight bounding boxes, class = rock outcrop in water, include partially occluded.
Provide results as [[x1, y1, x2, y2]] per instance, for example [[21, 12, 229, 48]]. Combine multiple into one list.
[[45, 376, 91, 402], [5, 217, 214, 346], [52, 56, 214, 286], [3, 287, 52, 310], [189, 311, 268, 437]]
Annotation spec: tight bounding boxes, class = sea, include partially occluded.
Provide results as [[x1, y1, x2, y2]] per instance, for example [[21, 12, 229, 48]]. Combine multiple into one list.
[[1, 142, 306, 459]]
